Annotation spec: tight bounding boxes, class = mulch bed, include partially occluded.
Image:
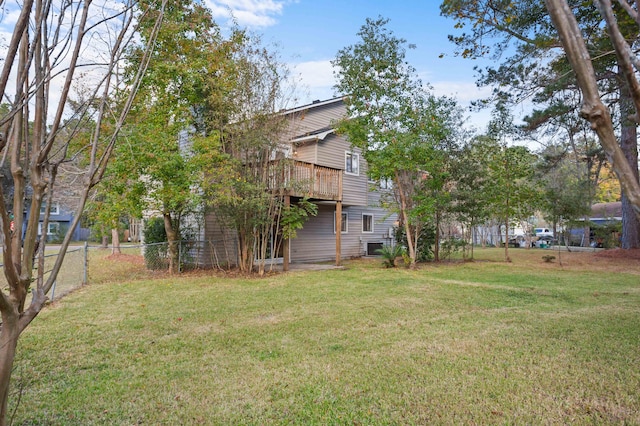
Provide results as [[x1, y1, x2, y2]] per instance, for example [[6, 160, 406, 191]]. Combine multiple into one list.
[[593, 248, 640, 260]]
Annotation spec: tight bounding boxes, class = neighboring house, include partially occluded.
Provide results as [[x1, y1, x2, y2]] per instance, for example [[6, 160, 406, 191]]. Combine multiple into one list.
[[589, 202, 622, 226], [36, 199, 86, 241], [18, 197, 88, 242], [203, 97, 398, 267], [568, 201, 622, 247], [22, 167, 91, 242], [38, 201, 89, 242]]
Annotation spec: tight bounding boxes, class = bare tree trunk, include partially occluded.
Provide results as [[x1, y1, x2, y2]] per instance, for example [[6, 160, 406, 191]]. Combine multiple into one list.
[[546, 0, 640, 220], [0, 314, 19, 426], [619, 78, 640, 248], [163, 214, 178, 274], [504, 217, 511, 262], [111, 228, 121, 254], [434, 212, 441, 262], [396, 172, 416, 266]]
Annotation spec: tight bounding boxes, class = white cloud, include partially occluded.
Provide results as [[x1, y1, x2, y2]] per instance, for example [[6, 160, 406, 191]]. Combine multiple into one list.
[[291, 59, 337, 103], [205, 0, 295, 28], [430, 81, 492, 103]]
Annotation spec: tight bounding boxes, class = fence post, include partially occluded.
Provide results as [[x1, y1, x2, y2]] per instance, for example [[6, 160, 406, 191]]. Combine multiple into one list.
[[51, 280, 56, 302], [178, 240, 182, 273], [83, 241, 88, 286]]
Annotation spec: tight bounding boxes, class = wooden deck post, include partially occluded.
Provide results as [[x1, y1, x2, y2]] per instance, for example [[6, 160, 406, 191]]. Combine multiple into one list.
[[335, 172, 343, 267], [336, 200, 342, 267], [283, 195, 290, 272]]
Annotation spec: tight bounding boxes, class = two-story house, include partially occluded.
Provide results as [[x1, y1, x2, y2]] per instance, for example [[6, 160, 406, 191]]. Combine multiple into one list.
[[203, 97, 398, 268]]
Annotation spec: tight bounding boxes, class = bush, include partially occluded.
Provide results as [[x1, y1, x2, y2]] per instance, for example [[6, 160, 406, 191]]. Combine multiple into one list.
[[376, 245, 406, 268], [440, 237, 468, 261], [590, 221, 621, 248], [394, 225, 435, 262], [143, 217, 167, 270]]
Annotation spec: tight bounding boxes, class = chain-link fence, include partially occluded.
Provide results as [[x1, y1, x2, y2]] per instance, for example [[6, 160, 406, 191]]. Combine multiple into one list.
[[0, 244, 88, 303], [137, 240, 238, 271], [0, 240, 240, 304]]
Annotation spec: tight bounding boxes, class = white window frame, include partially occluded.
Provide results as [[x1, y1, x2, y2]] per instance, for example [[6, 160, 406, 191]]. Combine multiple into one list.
[[345, 151, 359, 176], [38, 222, 59, 236], [334, 211, 348, 234], [362, 213, 374, 233], [40, 201, 60, 215], [379, 178, 393, 190]]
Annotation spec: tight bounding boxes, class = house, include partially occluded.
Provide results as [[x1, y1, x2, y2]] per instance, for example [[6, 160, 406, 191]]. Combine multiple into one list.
[[34, 199, 88, 242], [22, 168, 91, 242], [203, 97, 398, 268], [568, 201, 622, 247]]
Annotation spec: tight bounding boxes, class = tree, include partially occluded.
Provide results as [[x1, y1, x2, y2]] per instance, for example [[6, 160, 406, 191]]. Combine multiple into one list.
[[0, 1, 166, 423], [203, 35, 310, 274], [114, 0, 243, 273], [332, 17, 463, 266], [535, 141, 599, 244], [485, 140, 540, 262], [480, 107, 541, 261], [543, 0, 640, 227], [450, 138, 493, 259], [441, 0, 640, 248]]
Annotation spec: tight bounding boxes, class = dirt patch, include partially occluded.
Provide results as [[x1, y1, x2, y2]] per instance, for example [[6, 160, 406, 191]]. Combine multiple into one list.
[[551, 249, 640, 275], [593, 248, 640, 260]]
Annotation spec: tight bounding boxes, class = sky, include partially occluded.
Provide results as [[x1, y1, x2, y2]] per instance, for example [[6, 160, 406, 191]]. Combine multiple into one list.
[[0, 1, 497, 131], [205, 0, 496, 130]]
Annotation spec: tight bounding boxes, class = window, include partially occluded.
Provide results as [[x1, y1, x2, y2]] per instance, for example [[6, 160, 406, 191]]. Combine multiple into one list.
[[334, 212, 348, 234], [345, 151, 359, 175], [362, 213, 374, 233], [38, 222, 59, 236], [379, 178, 393, 190], [40, 201, 60, 215]]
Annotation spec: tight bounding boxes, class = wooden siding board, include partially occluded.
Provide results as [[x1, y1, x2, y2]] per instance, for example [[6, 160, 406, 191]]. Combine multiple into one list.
[[203, 211, 239, 267], [290, 204, 398, 263], [285, 101, 346, 139], [292, 142, 317, 163]]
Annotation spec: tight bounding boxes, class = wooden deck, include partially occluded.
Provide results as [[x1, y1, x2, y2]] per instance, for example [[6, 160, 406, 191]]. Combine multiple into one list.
[[269, 160, 342, 201]]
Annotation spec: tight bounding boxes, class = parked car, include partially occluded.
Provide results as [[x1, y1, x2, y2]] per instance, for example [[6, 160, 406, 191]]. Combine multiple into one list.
[[534, 235, 554, 248], [534, 227, 553, 238]]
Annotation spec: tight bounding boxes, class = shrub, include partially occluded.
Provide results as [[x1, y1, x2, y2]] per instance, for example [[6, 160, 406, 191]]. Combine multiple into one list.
[[376, 245, 406, 268], [394, 225, 435, 262], [143, 217, 167, 270], [440, 237, 468, 261]]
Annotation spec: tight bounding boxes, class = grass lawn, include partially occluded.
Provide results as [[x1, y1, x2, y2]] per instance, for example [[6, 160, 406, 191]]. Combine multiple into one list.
[[9, 248, 640, 424]]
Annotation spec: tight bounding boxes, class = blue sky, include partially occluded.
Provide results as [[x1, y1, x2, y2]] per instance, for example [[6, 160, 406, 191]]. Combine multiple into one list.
[[0, 1, 496, 130], [207, 0, 495, 129]]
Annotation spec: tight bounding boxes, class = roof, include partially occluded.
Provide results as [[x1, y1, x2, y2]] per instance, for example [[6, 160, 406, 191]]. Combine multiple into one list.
[[281, 96, 345, 116], [591, 202, 622, 219], [290, 127, 335, 144]]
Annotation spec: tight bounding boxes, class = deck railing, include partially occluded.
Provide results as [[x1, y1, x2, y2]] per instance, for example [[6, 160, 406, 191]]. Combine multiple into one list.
[[269, 160, 342, 201]]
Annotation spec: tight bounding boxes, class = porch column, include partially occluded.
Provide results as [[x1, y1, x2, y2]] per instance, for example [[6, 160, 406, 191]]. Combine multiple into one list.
[[283, 195, 290, 272], [335, 200, 342, 266]]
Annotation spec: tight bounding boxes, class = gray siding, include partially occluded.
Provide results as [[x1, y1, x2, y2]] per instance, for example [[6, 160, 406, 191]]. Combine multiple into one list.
[[315, 133, 368, 206], [290, 204, 397, 263], [285, 100, 346, 139], [293, 142, 317, 163], [202, 211, 239, 268]]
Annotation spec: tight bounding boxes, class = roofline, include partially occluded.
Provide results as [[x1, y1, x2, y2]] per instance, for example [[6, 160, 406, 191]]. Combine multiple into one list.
[[290, 129, 335, 144], [281, 96, 345, 115]]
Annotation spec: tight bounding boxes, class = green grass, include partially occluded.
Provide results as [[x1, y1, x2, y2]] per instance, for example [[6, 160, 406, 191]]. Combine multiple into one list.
[[9, 248, 640, 424]]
